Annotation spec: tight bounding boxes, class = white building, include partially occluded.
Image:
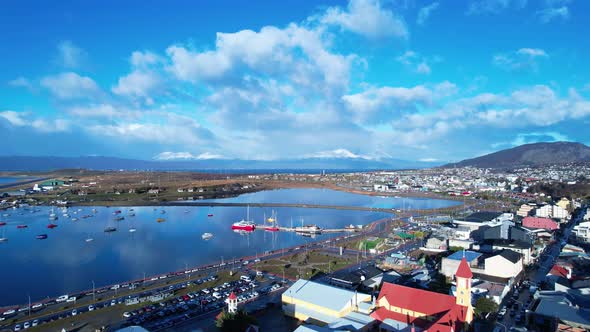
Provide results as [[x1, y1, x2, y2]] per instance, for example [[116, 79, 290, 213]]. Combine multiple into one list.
[[573, 222, 590, 244], [453, 212, 514, 232]]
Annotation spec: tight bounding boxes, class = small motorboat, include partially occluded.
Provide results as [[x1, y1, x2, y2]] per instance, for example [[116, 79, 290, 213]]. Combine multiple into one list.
[[47, 223, 58, 229], [36, 234, 48, 240], [156, 218, 166, 223], [207, 214, 214, 217], [114, 216, 125, 221], [113, 210, 122, 215], [85, 237, 94, 242], [71, 217, 79, 221], [128, 228, 137, 233], [202, 232, 213, 240], [16, 224, 28, 229], [104, 227, 117, 232], [0, 222, 7, 226]]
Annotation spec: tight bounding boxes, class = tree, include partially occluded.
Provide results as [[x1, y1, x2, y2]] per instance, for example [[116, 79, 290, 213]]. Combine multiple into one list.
[[215, 310, 258, 332], [474, 297, 498, 318]]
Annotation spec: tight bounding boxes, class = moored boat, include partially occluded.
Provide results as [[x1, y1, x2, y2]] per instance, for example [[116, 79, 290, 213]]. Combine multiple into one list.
[[156, 218, 166, 223], [0, 221, 6, 226], [232, 206, 255, 230], [231, 220, 255, 231], [128, 228, 137, 233], [47, 223, 58, 229], [104, 227, 117, 232], [36, 234, 48, 240], [202, 232, 213, 240], [16, 224, 28, 229]]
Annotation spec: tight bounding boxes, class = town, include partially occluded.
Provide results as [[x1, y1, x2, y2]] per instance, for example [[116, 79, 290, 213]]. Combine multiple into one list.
[[1, 162, 589, 332]]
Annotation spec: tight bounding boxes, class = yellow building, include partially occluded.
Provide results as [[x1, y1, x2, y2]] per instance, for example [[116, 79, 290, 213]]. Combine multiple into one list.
[[556, 197, 571, 211], [282, 279, 374, 330]]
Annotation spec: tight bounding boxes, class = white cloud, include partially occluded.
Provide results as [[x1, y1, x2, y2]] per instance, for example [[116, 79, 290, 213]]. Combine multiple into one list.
[[321, 0, 408, 39], [165, 23, 358, 103], [493, 48, 548, 72], [511, 132, 569, 146], [67, 104, 130, 118], [537, 6, 569, 23], [304, 148, 369, 159], [419, 158, 438, 162], [0, 110, 27, 126], [40, 72, 101, 99], [417, 2, 439, 25], [342, 82, 455, 124], [8, 77, 35, 91], [416, 62, 431, 74], [0, 110, 69, 132], [396, 51, 437, 75], [56, 41, 86, 69], [130, 51, 162, 68], [154, 151, 224, 160], [467, 0, 527, 15], [392, 85, 590, 136], [516, 48, 548, 57], [112, 70, 160, 99], [30, 118, 70, 133], [166, 45, 232, 82]]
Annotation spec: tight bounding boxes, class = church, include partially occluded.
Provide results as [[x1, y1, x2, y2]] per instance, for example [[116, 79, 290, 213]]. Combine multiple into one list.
[[370, 256, 474, 332]]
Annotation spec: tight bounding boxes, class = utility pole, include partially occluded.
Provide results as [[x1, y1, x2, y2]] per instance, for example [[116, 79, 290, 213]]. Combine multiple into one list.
[[28, 295, 30, 317], [92, 280, 95, 302]]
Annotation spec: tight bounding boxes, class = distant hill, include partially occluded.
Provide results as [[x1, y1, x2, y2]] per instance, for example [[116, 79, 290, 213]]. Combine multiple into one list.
[[0, 155, 440, 172], [444, 142, 590, 168]]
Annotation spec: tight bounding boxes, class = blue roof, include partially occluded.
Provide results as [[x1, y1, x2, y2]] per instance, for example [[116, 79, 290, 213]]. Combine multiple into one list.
[[284, 279, 369, 313], [447, 250, 481, 262]]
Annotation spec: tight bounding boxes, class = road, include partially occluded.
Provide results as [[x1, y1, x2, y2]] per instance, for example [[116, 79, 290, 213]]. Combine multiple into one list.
[[496, 207, 585, 329]]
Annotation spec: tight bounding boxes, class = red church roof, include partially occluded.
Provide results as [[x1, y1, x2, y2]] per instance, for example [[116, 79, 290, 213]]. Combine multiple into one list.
[[455, 257, 473, 279], [228, 292, 237, 300], [371, 283, 469, 332]]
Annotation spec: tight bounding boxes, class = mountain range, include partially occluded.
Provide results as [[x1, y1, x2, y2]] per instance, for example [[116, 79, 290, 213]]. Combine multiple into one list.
[[0, 155, 439, 172], [444, 141, 590, 168], [2, 141, 589, 172]]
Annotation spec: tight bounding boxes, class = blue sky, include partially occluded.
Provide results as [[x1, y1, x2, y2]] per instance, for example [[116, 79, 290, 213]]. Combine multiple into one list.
[[1, 0, 589, 162]]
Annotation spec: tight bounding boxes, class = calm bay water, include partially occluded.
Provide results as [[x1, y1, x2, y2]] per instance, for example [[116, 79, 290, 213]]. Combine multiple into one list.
[[0, 177, 31, 185], [200, 188, 461, 210], [0, 189, 458, 305]]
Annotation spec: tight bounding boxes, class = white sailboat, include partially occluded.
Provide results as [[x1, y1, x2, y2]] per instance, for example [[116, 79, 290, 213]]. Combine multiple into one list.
[[49, 207, 58, 221]]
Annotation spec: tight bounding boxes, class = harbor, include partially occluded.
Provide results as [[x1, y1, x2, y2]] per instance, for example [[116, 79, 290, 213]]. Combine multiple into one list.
[[0, 188, 462, 306]]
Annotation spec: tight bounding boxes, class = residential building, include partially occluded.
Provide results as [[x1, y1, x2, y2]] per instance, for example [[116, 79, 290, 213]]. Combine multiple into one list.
[[481, 249, 523, 279], [453, 212, 514, 232], [480, 239, 534, 265], [572, 222, 590, 244], [441, 251, 481, 278], [424, 236, 447, 252], [371, 257, 474, 332], [328, 266, 385, 292], [556, 197, 571, 211], [516, 204, 535, 217], [522, 216, 559, 231]]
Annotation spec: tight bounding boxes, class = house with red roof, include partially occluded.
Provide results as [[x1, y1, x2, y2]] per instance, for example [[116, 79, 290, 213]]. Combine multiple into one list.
[[522, 216, 559, 231], [371, 257, 474, 332]]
